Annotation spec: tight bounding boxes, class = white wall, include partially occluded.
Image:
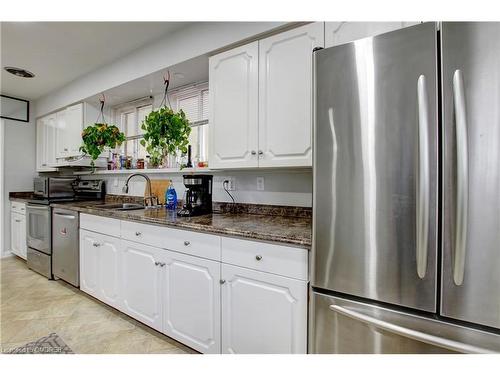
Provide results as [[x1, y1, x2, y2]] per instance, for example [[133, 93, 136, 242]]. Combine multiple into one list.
[[35, 22, 286, 117], [85, 170, 312, 207], [1, 104, 37, 256]]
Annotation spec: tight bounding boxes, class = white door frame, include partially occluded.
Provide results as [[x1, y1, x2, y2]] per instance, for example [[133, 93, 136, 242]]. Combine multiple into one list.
[[0, 120, 5, 256]]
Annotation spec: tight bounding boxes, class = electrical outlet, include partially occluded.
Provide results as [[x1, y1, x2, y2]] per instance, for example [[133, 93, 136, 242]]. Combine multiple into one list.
[[224, 177, 236, 191], [256, 177, 265, 191]]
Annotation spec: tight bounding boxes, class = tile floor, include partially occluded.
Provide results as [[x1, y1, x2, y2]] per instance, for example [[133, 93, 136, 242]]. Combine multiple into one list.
[[0, 256, 196, 354]]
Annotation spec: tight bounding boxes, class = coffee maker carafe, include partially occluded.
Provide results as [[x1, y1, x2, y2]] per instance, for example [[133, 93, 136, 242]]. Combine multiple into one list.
[[177, 175, 213, 217]]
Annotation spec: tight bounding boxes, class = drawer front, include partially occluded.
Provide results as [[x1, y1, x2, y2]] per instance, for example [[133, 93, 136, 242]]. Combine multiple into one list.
[[80, 213, 121, 238], [11, 201, 26, 215], [221, 237, 308, 280], [121, 220, 221, 261]]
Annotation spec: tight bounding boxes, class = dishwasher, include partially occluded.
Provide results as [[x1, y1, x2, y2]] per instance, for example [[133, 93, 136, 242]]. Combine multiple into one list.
[[52, 208, 80, 287]]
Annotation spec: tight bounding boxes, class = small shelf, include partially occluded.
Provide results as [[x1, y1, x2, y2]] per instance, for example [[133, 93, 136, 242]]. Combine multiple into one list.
[[73, 167, 213, 176]]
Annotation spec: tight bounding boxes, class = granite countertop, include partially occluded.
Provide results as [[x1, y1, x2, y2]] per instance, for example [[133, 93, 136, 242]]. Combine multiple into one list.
[[9, 192, 35, 202], [51, 200, 312, 248]]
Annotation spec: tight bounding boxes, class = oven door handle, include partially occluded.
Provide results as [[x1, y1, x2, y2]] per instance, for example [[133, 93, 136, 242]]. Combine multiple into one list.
[[27, 204, 50, 210]]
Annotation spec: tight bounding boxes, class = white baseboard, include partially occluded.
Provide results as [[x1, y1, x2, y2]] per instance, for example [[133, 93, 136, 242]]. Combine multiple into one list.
[[1, 251, 14, 259]]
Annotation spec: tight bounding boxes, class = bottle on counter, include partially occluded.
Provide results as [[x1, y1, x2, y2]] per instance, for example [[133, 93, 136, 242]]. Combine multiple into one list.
[[165, 180, 177, 211]]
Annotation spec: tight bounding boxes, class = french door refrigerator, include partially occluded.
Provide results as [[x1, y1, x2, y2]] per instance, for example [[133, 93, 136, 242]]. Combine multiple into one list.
[[310, 22, 500, 353]]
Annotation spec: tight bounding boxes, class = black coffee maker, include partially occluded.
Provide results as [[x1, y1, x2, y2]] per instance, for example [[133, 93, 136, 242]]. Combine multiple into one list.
[[177, 175, 213, 217]]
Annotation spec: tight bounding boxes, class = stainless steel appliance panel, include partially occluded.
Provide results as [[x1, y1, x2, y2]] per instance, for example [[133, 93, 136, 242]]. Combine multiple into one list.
[[52, 208, 80, 287], [310, 292, 500, 354], [313, 23, 439, 311], [27, 248, 52, 279], [441, 22, 500, 329], [26, 204, 51, 254]]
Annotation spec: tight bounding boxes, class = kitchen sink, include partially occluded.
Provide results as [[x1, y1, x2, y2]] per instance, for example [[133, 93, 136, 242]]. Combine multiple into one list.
[[93, 203, 145, 211]]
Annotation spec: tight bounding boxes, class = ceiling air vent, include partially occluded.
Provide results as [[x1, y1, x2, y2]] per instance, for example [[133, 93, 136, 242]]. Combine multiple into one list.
[[4, 66, 35, 78]]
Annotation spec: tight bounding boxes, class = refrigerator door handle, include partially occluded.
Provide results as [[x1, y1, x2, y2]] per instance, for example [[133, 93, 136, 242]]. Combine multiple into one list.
[[328, 304, 494, 354], [416, 75, 430, 279], [452, 69, 468, 286]]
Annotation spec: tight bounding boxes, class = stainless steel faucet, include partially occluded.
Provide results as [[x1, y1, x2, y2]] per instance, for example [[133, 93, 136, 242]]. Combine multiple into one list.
[[122, 173, 158, 208]]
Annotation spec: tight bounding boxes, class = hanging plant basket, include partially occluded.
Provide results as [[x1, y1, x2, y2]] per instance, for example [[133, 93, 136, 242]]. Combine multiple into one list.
[[79, 96, 126, 170], [140, 71, 191, 168]]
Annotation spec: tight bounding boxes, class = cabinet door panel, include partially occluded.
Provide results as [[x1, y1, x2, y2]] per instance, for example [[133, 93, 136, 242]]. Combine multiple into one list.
[[98, 236, 121, 309], [56, 110, 68, 159], [209, 41, 259, 168], [65, 104, 84, 157], [121, 240, 163, 331], [79, 230, 100, 299], [19, 214, 27, 259], [46, 114, 58, 167], [221, 264, 307, 354], [10, 213, 21, 258], [163, 251, 221, 353], [259, 22, 323, 167]]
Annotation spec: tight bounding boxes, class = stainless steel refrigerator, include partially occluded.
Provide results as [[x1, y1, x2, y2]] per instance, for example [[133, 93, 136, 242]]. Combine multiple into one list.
[[310, 22, 500, 353]]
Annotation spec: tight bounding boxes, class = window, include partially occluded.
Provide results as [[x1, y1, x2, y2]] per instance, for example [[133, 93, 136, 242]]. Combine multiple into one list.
[[170, 83, 209, 164], [114, 82, 209, 165]]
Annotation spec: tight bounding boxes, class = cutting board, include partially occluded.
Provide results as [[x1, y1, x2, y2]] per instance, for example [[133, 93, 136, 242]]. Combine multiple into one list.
[[147, 179, 169, 205]]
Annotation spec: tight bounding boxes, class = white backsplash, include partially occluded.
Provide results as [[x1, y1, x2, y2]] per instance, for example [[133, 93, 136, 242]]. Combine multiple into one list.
[[85, 170, 312, 207]]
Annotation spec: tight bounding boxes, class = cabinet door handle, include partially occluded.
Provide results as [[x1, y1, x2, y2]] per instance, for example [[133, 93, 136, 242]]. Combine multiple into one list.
[[251, 150, 257, 155], [255, 255, 263, 261], [135, 231, 142, 236], [92, 242, 101, 247], [258, 150, 263, 155], [184, 240, 190, 246], [15, 219, 21, 223], [154, 261, 160, 266], [219, 279, 226, 285], [160, 262, 166, 267]]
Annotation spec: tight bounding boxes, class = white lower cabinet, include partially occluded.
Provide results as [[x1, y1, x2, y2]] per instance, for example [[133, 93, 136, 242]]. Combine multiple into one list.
[[10, 211, 27, 260], [78, 215, 308, 354], [221, 263, 308, 354], [120, 240, 163, 331], [162, 250, 221, 354], [80, 229, 121, 309]]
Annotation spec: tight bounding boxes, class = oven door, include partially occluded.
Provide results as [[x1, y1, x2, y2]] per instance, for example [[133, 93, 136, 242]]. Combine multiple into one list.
[[26, 204, 51, 254]]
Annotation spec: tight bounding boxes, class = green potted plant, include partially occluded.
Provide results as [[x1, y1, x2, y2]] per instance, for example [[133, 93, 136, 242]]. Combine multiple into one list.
[[80, 123, 126, 170], [140, 106, 191, 168]]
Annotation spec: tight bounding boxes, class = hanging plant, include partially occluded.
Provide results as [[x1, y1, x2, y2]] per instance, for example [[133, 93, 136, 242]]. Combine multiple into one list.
[[139, 72, 191, 168], [79, 95, 126, 170]]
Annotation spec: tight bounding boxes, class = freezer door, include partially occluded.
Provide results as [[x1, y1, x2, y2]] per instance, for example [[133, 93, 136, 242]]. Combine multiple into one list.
[[310, 292, 500, 354], [313, 23, 438, 311], [441, 22, 500, 329]]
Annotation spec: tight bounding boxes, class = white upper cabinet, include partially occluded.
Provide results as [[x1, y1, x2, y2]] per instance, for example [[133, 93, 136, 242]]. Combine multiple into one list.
[[325, 22, 420, 47], [258, 22, 324, 167], [56, 103, 84, 159], [209, 23, 323, 169], [36, 115, 58, 172], [209, 41, 259, 169]]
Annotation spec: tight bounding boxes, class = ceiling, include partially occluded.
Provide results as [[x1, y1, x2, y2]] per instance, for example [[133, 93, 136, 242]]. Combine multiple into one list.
[[0, 22, 190, 100]]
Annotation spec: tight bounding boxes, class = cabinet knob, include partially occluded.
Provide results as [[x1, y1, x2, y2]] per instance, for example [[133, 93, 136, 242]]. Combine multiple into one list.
[[154, 261, 160, 266], [160, 262, 166, 267], [184, 241, 190, 246], [135, 231, 142, 236], [258, 150, 263, 155], [64, 148, 68, 151], [219, 279, 226, 285], [251, 150, 257, 155], [255, 255, 263, 261], [93, 242, 101, 247]]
